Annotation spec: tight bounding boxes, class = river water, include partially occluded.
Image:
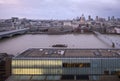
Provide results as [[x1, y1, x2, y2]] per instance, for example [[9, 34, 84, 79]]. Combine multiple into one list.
[[0, 34, 112, 55]]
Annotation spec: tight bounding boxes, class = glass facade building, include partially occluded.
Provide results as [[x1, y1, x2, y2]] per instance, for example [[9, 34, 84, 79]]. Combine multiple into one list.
[[6, 48, 120, 81]]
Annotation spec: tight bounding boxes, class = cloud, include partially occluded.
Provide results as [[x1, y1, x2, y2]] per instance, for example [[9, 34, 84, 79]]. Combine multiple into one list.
[[0, 0, 120, 19], [0, 0, 20, 4]]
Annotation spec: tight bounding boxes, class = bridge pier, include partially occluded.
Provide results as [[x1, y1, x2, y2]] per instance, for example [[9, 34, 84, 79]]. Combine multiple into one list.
[[5, 34, 13, 37]]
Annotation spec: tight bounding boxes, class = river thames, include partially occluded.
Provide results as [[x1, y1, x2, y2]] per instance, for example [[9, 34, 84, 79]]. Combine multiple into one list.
[[0, 34, 115, 55]]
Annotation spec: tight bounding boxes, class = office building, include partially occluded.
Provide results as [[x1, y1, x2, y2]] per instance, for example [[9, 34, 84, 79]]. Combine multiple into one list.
[[80, 14, 86, 25], [6, 48, 120, 81], [111, 16, 115, 21], [108, 16, 111, 21], [88, 15, 91, 21], [96, 16, 99, 21]]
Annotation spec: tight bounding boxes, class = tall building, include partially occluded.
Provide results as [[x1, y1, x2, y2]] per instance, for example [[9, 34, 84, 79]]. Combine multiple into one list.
[[108, 16, 111, 21], [88, 15, 91, 21], [63, 21, 72, 27], [96, 16, 99, 21], [80, 14, 86, 25], [111, 16, 115, 21], [11, 17, 21, 29], [6, 48, 120, 81]]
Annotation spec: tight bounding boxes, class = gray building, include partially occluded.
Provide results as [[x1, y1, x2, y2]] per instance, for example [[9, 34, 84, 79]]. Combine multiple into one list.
[[6, 48, 120, 81]]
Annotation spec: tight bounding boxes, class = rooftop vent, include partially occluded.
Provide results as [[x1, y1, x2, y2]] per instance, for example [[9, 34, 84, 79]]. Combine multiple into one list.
[[58, 50, 65, 55], [94, 51, 101, 56], [107, 50, 111, 52], [45, 52, 48, 55], [44, 50, 54, 55], [39, 49, 43, 51]]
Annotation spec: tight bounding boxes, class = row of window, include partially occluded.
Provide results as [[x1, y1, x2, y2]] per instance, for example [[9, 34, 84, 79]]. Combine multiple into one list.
[[12, 68, 62, 74], [63, 63, 90, 67], [12, 60, 91, 68], [12, 60, 62, 67]]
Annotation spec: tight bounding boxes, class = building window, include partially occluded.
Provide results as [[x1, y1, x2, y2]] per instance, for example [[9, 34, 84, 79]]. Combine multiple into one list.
[[76, 75, 89, 80], [104, 71, 109, 75], [12, 59, 62, 68], [111, 71, 117, 75], [61, 75, 74, 80], [62, 63, 90, 68]]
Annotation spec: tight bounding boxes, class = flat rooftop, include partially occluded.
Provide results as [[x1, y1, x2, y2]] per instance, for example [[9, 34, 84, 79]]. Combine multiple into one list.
[[16, 48, 120, 58]]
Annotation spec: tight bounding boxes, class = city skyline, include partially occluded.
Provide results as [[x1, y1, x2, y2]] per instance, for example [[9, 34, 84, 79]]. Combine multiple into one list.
[[0, 0, 120, 19]]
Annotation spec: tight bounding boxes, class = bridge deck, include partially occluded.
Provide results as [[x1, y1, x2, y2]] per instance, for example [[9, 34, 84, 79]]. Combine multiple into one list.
[[93, 31, 120, 48], [0, 28, 29, 36]]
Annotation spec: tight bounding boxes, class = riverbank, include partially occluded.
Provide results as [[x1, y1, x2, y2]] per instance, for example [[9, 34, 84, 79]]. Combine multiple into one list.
[[27, 31, 120, 35], [27, 31, 93, 35]]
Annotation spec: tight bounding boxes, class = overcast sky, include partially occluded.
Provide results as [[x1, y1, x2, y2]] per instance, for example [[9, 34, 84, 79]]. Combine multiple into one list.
[[0, 0, 120, 19]]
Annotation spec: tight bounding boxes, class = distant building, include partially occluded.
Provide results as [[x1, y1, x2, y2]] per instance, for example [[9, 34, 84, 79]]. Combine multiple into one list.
[[106, 26, 116, 34], [48, 27, 62, 34], [111, 16, 115, 21], [71, 20, 79, 30], [0, 19, 13, 31], [108, 16, 111, 21], [98, 18, 106, 22], [11, 17, 20, 29], [63, 21, 72, 27], [114, 27, 120, 34], [20, 18, 31, 28], [96, 16, 99, 21], [80, 14, 86, 25], [88, 15, 92, 21]]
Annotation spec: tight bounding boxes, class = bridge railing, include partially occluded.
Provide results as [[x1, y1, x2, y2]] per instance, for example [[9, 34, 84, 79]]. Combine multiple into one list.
[[0, 28, 29, 38], [93, 31, 120, 48]]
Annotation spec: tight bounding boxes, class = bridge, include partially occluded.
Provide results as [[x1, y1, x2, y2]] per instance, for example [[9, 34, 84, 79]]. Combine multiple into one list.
[[0, 28, 29, 39], [93, 31, 120, 48]]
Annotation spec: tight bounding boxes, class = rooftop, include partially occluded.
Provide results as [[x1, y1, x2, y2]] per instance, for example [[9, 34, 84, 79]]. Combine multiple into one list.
[[16, 48, 120, 58]]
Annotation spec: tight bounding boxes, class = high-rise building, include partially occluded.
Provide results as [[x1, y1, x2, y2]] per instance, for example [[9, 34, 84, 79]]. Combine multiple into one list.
[[6, 48, 120, 81], [111, 16, 115, 21], [96, 16, 99, 21], [80, 14, 86, 25], [88, 15, 91, 21], [108, 16, 111, 21]]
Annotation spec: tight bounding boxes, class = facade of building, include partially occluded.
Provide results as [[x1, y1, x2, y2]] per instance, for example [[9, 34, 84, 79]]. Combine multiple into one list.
[[0, 53, 12, 81], [6, 48, 120, 81], [114, 27, 120, 34], [63, 21, 72, 27], [80, 14, 86, 25]]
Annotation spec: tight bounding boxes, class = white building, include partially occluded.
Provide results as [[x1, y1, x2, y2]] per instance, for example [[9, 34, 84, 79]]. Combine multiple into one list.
[[63, 21, 72, 27], [115, 27, 120, 34]]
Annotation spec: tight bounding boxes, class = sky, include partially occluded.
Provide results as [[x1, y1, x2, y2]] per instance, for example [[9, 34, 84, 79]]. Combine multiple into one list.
[[0, 0, 120, 19]]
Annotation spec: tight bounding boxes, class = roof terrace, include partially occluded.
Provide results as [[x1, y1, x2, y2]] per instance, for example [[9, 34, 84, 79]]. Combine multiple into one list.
[[15, 48, 120, 58]]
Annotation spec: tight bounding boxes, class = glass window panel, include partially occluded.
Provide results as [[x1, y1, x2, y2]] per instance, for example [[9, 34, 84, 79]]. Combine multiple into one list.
[[62, 63, 90, 68], [12, 68, 62, 75], [12, 59, 62, 67]]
